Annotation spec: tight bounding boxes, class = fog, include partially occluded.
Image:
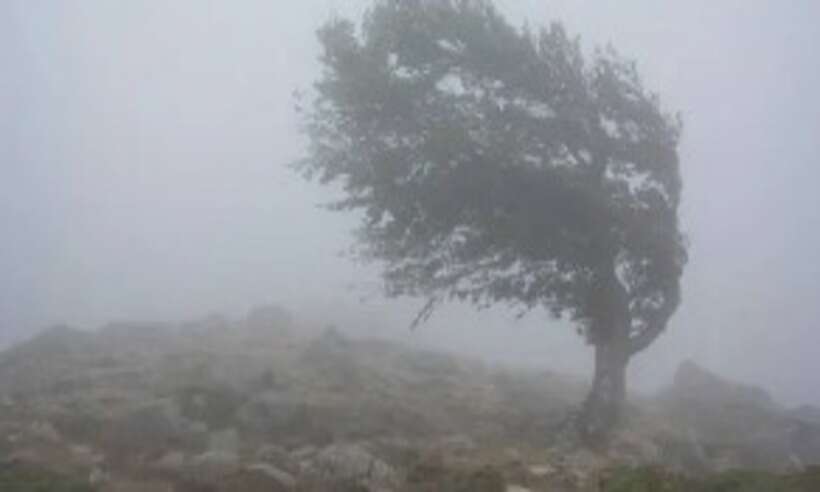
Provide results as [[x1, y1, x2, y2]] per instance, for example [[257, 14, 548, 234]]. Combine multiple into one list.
[[2, 0, 819, 407]]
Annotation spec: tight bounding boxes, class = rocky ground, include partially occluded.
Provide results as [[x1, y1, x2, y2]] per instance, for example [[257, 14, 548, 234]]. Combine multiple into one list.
[[1, 305, 819, 491]]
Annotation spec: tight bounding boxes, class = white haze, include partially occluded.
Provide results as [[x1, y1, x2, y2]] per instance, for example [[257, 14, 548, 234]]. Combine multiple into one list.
[[2, 1, 819, 407]]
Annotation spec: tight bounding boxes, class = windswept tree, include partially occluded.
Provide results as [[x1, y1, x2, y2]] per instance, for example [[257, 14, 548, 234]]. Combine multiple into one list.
[[297, 0, 686, 441]]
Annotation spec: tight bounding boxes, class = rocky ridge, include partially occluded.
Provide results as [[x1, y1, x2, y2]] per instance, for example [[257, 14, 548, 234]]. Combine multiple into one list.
[[1, 307, 819, 491]]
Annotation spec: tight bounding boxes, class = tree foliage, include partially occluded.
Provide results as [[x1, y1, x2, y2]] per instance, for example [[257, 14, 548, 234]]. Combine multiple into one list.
[[298, 0, 686, 356]]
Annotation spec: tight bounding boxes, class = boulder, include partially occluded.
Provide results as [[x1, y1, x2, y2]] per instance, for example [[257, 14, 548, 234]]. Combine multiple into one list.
[[657, 360, 807, 471], [105, 399, 203, 456], [406, 461, 506, 492], [153, 450, 188, 474], [208, 428, 240, 455], [188, 450, 241, 482], [309, 443, 399, 490], [29, 421, 61, 443], [790, 405, 820, 426], [237, 391, 310, 438], [664, 360, 776, 411], [245, 463, 297, 489], [255, 444, 295, 471]]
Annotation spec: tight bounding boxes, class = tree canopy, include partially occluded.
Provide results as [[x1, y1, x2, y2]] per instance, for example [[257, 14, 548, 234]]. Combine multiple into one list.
[[298, 0, 686, 358]]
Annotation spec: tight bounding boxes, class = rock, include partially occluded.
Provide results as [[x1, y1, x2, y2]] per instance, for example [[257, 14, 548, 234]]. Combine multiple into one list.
[[656, 360, 803, 470], [69, 444, 105, 468], [665, 360, 776, 411], [556, 449, 609, 487], [188, 450, 241, 482], [464, 467, 506, 492], [506, 486, 531, 492], [153, 451, 188, 473], [790, 419, 820, 465], [208, 428, 241, 454], [245, 463, 297, 489], [711, 449, 743, 472], [502, 448, 523, 462], [254, 444, 296, 473], [527, 464, 555, 477], [237, 391, 307, 437], [98, 478, 175, 491], [435, 435, 477, 456], [175, 385, 244, 430], [290, 445, 318, 461], [310, 443, 398, 490], [29, 421, 60, 443], [0, 325, 99, 395], [5, 449, 45, 467], [791, 405, 820, 426], [609, 428, 663, 465], [216, 467, 295, 492], [406, 462, 505, 492], [106, 399, 201, 455]]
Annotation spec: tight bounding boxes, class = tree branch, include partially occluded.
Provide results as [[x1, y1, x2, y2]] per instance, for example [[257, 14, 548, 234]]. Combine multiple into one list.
[[409, 297, 439, 330], [628, 320, 664, 355], [627, 286, 680, 355]]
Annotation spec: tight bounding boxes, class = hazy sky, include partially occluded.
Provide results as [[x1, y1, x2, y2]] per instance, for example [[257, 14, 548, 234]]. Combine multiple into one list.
[[2, 1, 819, 406]]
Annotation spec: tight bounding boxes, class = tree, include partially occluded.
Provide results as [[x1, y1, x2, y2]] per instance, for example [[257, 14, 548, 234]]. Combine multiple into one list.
[[297, 0, 686, 442]]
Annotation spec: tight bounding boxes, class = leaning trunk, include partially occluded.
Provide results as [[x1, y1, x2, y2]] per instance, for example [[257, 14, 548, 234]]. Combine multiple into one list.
[[579, 341, 629, 444]]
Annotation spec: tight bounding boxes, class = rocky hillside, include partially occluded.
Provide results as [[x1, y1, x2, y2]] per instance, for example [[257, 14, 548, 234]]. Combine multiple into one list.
[[1, 307, 819, 491]]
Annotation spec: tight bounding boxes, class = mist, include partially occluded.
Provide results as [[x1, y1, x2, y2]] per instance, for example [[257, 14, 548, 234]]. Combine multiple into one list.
[[2, 0, 819, 412]]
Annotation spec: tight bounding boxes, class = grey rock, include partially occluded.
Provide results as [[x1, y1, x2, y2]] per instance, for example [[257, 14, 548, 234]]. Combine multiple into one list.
[[246, 463, 297, 489], [188, 450, 241, 481], [108, 399, 200, 454], [665, 360, 776, 410], [310, 443, 398, 489], [153, 451, 188, 473], [208, 428, 241, 454], [29, 421, 61, 443], [256, 444, 293, 468], [237, 391, 306, 435]]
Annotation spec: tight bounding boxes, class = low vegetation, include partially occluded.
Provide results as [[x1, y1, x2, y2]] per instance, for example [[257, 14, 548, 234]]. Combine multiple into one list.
[[0, 463, 94, 492], [603, 466, 820, 492]]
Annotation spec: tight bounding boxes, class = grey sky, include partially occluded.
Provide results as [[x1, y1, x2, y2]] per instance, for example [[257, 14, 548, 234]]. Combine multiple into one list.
[[2, 1, 819, 406]]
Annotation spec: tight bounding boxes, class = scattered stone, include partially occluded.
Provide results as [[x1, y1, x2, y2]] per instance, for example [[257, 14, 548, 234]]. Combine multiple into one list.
[[245, 463, 297, 489], [506, 486, 531, 492], [188, 450, 241, 482], [106, 399, 199, 455], [237, 391, 306, 436], [255, 444, 293, 469], [435, 435, 477, 455], [70, 444, 105, 467], [406, 462, 505, 492], [528, 464, 555, 477], [29, 421, 60, 443], [153, 451, 188, 473], [3, 310, 818, 490], [310, 443, 398, 490], [290, 445, 318, 461]]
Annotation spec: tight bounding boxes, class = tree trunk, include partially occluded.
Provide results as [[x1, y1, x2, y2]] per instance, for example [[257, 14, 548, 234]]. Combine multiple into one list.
[[579, 341, 629, 444]]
